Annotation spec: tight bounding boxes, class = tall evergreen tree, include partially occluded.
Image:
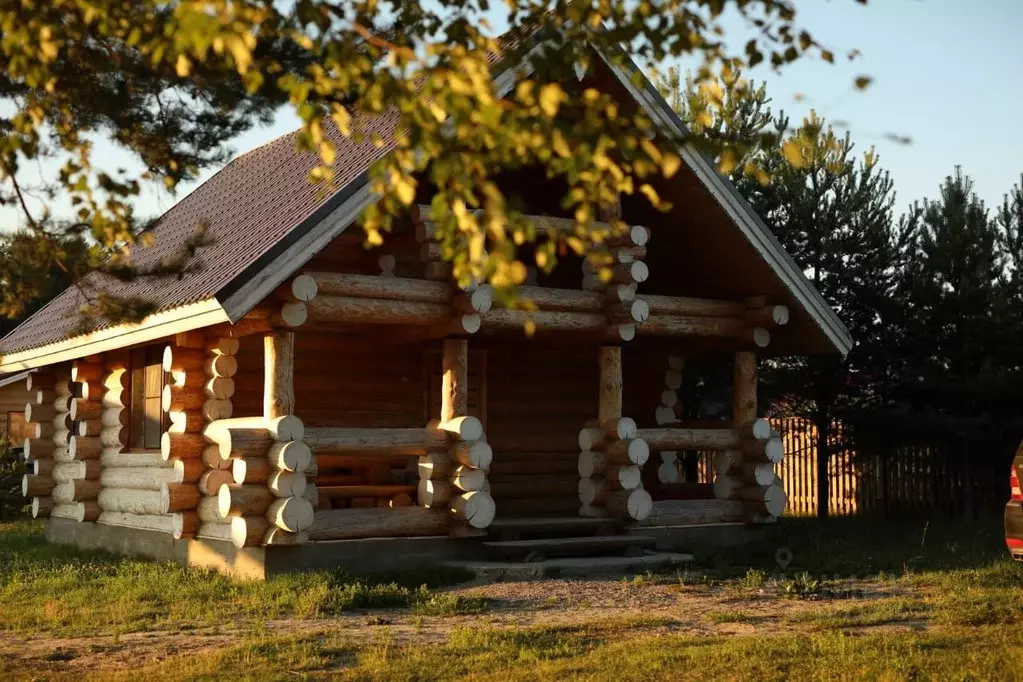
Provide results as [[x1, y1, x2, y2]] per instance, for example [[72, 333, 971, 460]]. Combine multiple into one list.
[[898, 169, 1005, 420], [661, 69, 903, 515]]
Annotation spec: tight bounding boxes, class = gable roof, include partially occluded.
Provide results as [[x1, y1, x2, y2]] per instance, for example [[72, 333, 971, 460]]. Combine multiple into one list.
[[0, 33, 852, 371]]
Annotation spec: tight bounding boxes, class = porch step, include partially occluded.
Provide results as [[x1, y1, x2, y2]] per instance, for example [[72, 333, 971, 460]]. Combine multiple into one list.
[[445, 552, 694, 580], [486, 516, 625, 541], [482, 534, 658, 560]]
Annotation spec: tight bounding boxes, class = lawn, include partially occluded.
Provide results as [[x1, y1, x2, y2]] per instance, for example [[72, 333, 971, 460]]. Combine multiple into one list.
[[1, 516, 1022, 681]]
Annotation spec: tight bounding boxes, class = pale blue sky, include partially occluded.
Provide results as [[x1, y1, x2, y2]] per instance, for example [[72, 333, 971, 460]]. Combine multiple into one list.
[[3, 0, 1021, 229]]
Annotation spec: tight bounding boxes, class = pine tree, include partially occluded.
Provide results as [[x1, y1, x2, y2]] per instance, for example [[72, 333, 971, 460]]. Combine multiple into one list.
[[660, 69, 902, 515], [899, 169, 1005, 420]]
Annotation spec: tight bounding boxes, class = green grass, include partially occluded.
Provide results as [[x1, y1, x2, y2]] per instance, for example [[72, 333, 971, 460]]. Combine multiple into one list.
[[73, 621, 1023, 681], [0, 522, 478, 635], [6, 516, 1023, 680]]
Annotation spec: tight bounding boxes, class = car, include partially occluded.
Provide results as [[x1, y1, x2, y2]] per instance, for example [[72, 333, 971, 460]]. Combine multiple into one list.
[[1006, 446, 1023, 560]]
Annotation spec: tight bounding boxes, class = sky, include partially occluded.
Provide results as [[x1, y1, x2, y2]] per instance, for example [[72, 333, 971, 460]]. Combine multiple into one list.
[[2, 0, 1022, 229]]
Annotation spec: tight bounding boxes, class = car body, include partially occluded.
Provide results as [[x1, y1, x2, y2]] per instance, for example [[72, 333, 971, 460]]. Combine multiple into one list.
[[1006, 447, 1023, 560]]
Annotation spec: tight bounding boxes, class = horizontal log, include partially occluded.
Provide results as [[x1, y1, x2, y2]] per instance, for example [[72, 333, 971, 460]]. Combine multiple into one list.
[[206, 337, 241, 356], [51, 501, 100, 522], [173, 511, 198, 539], [744, 305, 790, 327], [305, 427, 451, 456], [31, 458, 55, 476], [199, 469, 234, 496], [205, 354, 239, 378], [641, 294, 745, 318], [268, 470, 307, 498], [162, 385, 206, 412], [25, 402, 57, 423], [24, 438, 56, 460], [162, 346, 205, 374], [606, 465, 643, 491], [98, 488, 163, 514], [51, 460, 101, 483], [161, 432, 207, 461], [202, 399, 234, 421], [172, 458, 205, 484], [452, 490, 496, 528], [604, 487, 653, 521], [161, 483, 201, 513], [196, 522, 233, 541], [266, 496, 315, 532], [744, 436, 784, 463], [22, 474, 55, 498], [640, 498, 747, 525], [307, 506, 449, 541], [97, 511, 175, 533], [605, 438, 650, 466], [32, 496, 54, 518], [734, 482, 787, 517], [450, 466, 487, 492], [71, 361, 103, 383], [102, 407, 130, 429], [640, 315, 770, 347], [230, 515, 270, 548], [307, 272, 452, 303], [268, 441, 313, 472], [52, 479, 100, 503], [195, 495, 228, 523], [219, 484, 273, 517], [449, 440, 493, 469], [232, 457, 272, 484], [484, 309, 632, 341], [100, 451, 172, 468], [307, 295, 463, 328], [635, 427, 742, 451], [262, 527, 308, 545]]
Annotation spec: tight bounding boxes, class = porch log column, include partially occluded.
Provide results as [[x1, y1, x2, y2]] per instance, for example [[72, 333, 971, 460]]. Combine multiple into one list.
[[711, 350, 788, 522], [577, 346, 652, 522], [417, 337, 495, 532], [228, 329, 311, 548]]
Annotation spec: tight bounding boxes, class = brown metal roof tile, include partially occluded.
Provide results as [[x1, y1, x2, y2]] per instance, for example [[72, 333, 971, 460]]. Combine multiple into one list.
[[0, 111, 399, 355]]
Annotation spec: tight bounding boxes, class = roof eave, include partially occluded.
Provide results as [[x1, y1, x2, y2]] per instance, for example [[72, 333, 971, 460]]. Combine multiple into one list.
[[0, 299, 229, 372]]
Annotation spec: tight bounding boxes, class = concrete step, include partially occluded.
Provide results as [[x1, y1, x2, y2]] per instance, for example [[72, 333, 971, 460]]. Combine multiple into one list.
[[445, 551, 694, 580], [487, 516, 625, 540], [482, 535, 657, 560]]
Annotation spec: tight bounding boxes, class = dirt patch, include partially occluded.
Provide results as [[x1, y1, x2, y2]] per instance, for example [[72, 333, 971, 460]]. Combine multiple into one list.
[[0, 576, 910, 679]]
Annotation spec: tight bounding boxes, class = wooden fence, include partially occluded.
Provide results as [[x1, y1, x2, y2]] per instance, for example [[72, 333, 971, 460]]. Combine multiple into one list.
[[694, 417, 1014, 518]]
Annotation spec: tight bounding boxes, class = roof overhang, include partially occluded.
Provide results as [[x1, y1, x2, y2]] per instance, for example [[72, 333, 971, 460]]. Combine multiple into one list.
[[0, 299, 229, 372]]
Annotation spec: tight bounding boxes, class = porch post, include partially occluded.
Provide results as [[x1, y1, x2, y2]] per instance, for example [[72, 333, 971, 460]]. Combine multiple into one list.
[[264, 331, 296, 419]]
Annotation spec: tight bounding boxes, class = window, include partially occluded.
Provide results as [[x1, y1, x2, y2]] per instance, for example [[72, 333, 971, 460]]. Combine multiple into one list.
[[128, 346, 166, 450], [4, 411, 26, 447]]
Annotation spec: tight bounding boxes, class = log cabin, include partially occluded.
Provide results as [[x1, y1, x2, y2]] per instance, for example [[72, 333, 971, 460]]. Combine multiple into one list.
[[1, 36, 851, 578]]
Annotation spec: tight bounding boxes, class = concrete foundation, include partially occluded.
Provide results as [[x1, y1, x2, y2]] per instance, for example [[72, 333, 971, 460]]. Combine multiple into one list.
[[46, 519, 478, 579], [45, 518, 761, 580]]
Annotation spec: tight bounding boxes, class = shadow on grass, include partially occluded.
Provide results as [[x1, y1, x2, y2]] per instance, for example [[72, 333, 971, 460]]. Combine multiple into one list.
[[0, 521, 481, 636], [687, 514, 1015, 577]]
